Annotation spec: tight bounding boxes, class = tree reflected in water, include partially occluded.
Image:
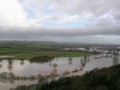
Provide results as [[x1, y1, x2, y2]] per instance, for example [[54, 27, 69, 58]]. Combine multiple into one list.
[[80, 56, 89, 70], [50, 63, 58, 81], [20, 60, 24, 66], [113, 54, 119, 65], [7, 60, 13, 72], [0, 64, 2, 68], [68, 57, 73, 65]]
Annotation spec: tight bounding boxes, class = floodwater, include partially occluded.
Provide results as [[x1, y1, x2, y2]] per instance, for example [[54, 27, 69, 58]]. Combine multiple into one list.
[[0, 54, 119, 90]]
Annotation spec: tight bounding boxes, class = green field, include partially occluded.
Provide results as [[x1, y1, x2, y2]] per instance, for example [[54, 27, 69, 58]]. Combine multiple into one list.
[[0, 48, 32, 53], [0, 47, 90, 60]]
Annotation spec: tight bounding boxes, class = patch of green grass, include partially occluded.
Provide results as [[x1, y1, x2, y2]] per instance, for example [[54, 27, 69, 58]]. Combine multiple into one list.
[[0, 48, 32, 54], [2, 51, 90, 60]]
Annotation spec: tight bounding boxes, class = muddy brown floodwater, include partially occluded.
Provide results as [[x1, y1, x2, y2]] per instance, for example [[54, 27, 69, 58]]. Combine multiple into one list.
[[0, 54, 119, 90]]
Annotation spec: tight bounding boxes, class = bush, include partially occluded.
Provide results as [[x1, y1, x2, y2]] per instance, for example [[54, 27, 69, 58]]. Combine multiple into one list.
[[29, 55, 54, 63]]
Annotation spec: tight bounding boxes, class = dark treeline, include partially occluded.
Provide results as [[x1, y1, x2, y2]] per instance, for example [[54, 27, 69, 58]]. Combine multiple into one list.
[[0, 41, 119, 49], [39, 65, 120, 90]]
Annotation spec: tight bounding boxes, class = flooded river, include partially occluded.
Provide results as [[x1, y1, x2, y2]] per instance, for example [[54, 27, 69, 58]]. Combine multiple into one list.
[[0, 54, 119, 90]]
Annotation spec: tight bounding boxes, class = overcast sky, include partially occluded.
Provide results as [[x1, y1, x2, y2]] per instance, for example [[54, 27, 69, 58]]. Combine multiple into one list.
[[0, 0, 120, 44]]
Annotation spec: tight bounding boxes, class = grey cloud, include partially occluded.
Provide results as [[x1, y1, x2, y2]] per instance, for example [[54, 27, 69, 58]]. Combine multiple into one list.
[[0, 23, 120, 39], [65, 0, 120, 16], [0, 25, 120, 44]]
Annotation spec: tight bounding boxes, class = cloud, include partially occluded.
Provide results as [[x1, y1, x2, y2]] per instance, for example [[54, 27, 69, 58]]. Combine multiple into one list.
[[0, 23, 120, 44], [1, 0, 120, 27], [0, 0, 25, 26], [0, 0, 39, 27], [20, 0, 120, 22], [0, 0, 120, 44]]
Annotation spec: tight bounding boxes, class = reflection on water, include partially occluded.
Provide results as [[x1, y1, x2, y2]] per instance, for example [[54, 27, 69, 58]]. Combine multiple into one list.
[[68, 57, 73, 65], [113, 54, 119, 65], [20, 60, 24, 66], [7, 60, 13, 72], [0, 54, 119, 90]]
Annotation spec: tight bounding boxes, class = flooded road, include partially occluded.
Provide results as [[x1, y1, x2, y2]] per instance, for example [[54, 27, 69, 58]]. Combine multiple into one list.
[[0, 54, 118, 90]]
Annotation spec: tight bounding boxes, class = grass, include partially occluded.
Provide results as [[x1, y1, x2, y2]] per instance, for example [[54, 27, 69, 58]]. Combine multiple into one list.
[[0, 48, 90, 60], [0, 47, 32, 54]]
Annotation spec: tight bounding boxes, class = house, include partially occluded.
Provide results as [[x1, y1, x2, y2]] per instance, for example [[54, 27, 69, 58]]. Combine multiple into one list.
[[64, 48, 86, 51]]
